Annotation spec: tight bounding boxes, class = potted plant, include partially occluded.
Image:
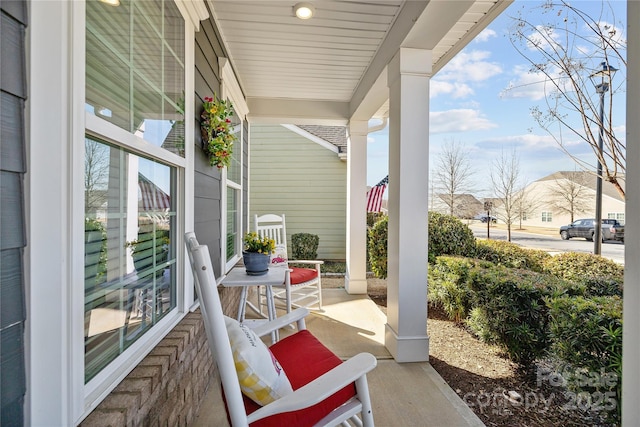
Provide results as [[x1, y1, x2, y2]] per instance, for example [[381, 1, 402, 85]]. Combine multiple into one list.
[[126, 230, 170, 277], [242, 232, 275, 276], [200, 94, 237, 169]]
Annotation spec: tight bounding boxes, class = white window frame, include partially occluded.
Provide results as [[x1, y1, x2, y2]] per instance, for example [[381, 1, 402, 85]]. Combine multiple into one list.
[[28, 1, 203, 425], [541, 211, 553, 223], [219, 58, 249, 274]]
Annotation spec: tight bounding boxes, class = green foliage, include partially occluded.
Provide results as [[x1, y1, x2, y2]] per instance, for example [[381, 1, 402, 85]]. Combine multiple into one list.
[[428, 257, 477, 322], [467, 266, 551, 365], [84, 218, 107, 286], [542, 252, 623, 283], [367, 212, 385, 228], [547, 295, 622, 423], [242, 232, 275, 254], [474, 239, 550, 272], [291, 233, 319, 260], [428, 212, 476, 262], [368, 215, 388, 279]]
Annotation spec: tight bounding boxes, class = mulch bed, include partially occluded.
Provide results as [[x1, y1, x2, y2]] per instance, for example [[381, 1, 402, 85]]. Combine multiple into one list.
[[366, 285, 616, 427]]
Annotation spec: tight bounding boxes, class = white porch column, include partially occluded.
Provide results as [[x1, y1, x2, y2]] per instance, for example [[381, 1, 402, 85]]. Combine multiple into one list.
[[622, 1, 639, 424], [345, 121, 369, 294], [385, 48, 431, 362]]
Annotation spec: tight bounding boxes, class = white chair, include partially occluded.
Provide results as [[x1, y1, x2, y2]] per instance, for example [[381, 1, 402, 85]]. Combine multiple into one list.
[[254, 213, 323, 315], [185, 232, 376, 426]]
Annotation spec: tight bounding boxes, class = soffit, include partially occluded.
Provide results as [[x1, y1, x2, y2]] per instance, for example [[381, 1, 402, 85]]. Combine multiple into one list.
[[208, 0, 512, 123]]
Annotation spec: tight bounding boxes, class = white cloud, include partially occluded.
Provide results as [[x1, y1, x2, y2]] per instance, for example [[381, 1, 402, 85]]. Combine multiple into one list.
[[500, 65, 548, 101], [475, 28, 497, 43], [439, 50, 502, 83], [430, 80, 474, 99], [430, 109, 498, 134]]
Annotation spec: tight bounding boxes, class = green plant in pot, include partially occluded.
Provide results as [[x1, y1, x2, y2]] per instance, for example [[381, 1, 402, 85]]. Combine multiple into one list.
[[242, 232, 275, 276], [127, 229, 170, 277]]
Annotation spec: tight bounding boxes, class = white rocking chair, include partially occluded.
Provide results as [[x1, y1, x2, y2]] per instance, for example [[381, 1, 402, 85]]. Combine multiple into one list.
[[185, 232, 376, 426], [254, 214, 323, 315]]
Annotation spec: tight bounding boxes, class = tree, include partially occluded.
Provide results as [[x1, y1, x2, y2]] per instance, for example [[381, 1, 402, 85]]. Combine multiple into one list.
[[514, 184, 540, 230], [507, 1, 626, 198], [491, 149, 522, 242], [434, 139, 475, 217], [85, 138, 110, 214], [547, 171, 592, 222]]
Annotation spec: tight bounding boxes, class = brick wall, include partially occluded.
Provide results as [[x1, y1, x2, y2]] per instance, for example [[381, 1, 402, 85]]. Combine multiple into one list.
[[81, 287, 241, 427]]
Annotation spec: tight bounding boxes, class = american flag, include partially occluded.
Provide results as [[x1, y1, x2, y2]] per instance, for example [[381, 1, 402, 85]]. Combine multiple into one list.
[[138, 173, 171, 211], [366, 175, 388, 212]]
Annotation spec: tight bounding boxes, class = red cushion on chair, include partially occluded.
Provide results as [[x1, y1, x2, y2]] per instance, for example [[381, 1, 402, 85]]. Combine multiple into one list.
[[243, 330, 356, 427], [289, 267, 318, 285]]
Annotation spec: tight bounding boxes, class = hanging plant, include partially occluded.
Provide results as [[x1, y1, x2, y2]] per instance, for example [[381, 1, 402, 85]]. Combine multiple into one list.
[[200, 95, 237, 169]]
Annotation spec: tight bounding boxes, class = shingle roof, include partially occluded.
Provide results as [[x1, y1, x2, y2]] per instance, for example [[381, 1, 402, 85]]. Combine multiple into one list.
[[298, 125, 347, 155], [536, 171, 625, 201]]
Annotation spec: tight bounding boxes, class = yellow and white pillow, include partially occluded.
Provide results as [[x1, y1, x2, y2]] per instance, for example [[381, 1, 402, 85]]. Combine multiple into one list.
[[224, 316, 293, 405]]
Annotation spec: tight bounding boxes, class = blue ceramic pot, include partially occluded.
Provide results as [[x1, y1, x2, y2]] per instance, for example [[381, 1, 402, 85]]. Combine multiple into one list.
[[242, 251, 269, 276]]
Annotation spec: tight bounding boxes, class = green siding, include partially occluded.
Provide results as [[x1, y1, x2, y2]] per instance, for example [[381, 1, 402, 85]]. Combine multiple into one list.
[[249, 125, 347, 260]]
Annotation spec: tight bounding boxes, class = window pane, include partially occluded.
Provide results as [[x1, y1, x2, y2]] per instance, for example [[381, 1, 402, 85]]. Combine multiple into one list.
[[86, 0, 185, 157], [226, 189, 238, 263], [227, 124, 241, 184], [84, 136, 176, 383]]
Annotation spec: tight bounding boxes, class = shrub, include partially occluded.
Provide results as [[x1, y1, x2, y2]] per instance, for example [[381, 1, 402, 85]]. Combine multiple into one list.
[[467, 266, 552, 365], [542, 252, 623, 284], [291, 233, 319, 260], [428, 256, 476, 322], [474, 239, 550, 272], [428, 212, 476, 262], [546, 295, 622, 423], [368, 215, 388, 278]]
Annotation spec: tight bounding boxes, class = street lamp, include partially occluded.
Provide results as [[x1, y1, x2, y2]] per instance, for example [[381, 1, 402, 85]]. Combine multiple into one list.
[[589, 61, 617, 255]]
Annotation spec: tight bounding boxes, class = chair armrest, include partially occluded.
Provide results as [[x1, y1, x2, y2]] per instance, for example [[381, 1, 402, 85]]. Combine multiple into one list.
[[247, 352, 377, 423], [289, 259, 324, 265], [251, 308, 309, 337]]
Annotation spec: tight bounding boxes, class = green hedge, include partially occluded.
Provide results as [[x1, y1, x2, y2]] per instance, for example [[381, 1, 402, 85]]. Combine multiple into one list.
[[291, 233, 319, 260], [467, 266, 553, 364], [542, 252, 623, 283], [474, 239, 550, 272], [428, 212, 476, 262], [547, 295, 622, 423], [368, 216, 388, 279], [428, 256, 483, 322]]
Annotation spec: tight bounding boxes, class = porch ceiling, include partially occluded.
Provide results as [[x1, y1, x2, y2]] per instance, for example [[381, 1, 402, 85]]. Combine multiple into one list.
[[208, 0, 512, 124]]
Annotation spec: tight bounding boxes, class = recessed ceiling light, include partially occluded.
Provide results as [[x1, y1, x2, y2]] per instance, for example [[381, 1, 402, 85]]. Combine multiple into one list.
[[100, 0, 120, 6], [293, 2, 315, 20]]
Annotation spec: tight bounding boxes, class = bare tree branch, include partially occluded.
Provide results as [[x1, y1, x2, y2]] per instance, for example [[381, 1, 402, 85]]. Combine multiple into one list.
[[434, 139, 475, 217], [491, 149, 522, 241], [506, 0, 626, 198]]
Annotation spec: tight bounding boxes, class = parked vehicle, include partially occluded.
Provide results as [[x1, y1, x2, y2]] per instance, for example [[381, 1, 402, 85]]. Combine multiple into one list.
[[559, 218, 624, 242], [474, 214, 497, 224]]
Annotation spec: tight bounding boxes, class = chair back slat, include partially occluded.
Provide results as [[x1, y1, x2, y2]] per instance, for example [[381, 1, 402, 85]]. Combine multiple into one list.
[[254, 214, 288, 248], [185, 232, 249, 426]]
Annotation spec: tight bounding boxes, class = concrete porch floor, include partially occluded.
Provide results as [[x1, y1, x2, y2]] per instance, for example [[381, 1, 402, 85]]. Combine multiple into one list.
[[192, 287, 485, 426]]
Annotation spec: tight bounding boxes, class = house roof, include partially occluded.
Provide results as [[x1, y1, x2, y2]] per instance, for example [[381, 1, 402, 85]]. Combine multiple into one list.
[[298, 125, 347, 155], [209, 0, 513, 124], [535, 171, 625, 202]]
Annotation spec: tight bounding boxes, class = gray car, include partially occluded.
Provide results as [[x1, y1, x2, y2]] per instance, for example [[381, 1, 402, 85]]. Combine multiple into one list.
[[559, 218, 624, 242]]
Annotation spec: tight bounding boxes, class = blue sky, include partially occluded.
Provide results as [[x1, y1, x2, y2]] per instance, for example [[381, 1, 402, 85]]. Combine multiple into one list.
[[366, 0, 627, 197]]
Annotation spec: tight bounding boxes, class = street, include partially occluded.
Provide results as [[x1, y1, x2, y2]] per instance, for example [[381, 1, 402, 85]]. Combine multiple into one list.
[[469, 224, 625, 264]]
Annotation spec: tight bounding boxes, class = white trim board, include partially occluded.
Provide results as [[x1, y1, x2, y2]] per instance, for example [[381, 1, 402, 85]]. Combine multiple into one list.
[[281, 124, 340, 154]]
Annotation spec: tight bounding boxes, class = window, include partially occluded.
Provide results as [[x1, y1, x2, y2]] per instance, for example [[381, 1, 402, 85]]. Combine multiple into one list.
[[85, 0, 184, 382], [84, 137, 177, 382], [224, 123, 243, 271], [541, 211, 553, 223], [608, 212, 625, 224]]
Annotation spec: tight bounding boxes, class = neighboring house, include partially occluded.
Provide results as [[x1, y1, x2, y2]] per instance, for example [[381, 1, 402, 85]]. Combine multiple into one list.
[[430, 193, 483, 219], [5, 1, 640, 426], [518, 171, 626, 228], [249, 124, 347, 260]]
